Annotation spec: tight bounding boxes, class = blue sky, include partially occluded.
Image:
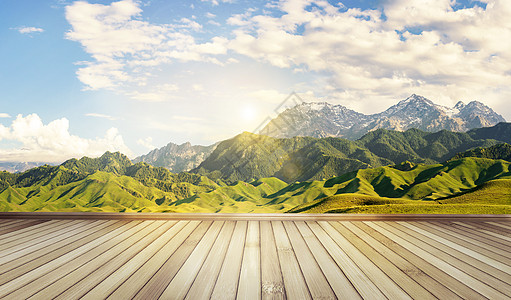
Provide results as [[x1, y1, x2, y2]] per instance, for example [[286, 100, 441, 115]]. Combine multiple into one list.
[[1, 0, 510, 163]]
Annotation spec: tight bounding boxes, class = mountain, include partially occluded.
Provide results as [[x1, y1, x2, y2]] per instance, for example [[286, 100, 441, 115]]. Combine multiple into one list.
[[450, 143, 511, 162], [260, 94, 505, 140], [468, 122, 511, 144], [1, 156, 510, 214], [192, 128, 500, 183], [0, 162, 45, 173], [133, 141, 217, 173], [0, 152, 220, 207], [285, 157, 511, 213], [193, 132, 392, 183]]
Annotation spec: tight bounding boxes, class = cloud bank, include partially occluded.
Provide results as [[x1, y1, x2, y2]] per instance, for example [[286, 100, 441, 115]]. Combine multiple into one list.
[[63, 0, 511, 113], [0, 114, 132, 163]]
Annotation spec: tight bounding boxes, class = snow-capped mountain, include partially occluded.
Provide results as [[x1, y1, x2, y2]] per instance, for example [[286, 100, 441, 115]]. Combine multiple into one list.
[[259, 94, 506, 139], [133, 141, 217, 173]]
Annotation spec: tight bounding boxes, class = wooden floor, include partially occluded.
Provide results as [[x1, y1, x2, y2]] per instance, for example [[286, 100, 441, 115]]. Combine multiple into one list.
[[0, 214, 510, 299]]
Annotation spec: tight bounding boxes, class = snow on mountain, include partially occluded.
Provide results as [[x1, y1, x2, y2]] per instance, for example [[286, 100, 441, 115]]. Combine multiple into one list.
[[260, 94, 506, 140]]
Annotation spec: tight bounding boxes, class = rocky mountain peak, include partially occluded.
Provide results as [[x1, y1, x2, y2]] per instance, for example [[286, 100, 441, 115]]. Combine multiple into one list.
[[259, 94, 505, 140], [133, 141, 217, 173], [454, 101, 465, 110]]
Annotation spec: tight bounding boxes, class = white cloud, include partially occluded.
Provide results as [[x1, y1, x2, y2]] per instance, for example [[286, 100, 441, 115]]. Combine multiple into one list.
[[136, 137, 155, 150], [16, 26, 44, 34], [65, 0, 227, 94], [225, 0, 511, 112], [64, 0, 511, 117], [0, 113, 11, 118], [0, 114, 132, 163], [85, 113, 118, 121], [208, 20, 221, 26], [205, 12, 216, 18], [201, 0, 235, 6]]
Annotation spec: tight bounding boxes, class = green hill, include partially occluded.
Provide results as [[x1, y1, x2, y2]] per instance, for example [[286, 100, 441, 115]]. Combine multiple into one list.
[[468, 122, 511, 144], [2, 132, 511, 214], [0, 152, 220, 212], [1, 156, 510, 213], [192, 128, 501, 183], [450, 143, 511, 162]]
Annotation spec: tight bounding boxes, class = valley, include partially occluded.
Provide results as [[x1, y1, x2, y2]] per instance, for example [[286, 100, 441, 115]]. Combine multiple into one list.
[[1, 95, 510, 214]]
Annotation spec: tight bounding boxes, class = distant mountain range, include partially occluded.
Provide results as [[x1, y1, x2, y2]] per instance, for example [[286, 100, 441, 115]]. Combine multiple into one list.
[[133, 141, 217, 173], [260, 94, 505, 139], [1, 94, 510, 214], [135, 94, 505, 174], [0, 162, 45, 173], [1, 147, 511, 214], [192, 124, 510, 183]]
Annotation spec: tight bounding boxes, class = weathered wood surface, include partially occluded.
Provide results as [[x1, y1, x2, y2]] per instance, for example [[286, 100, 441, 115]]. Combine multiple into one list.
[[0, 215, 509, 299]]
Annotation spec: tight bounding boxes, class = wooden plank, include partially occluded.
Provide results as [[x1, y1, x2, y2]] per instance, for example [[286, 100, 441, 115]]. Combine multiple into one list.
[[0, 220, 122, 285], [210, 221, 247, 300], [295, 221, 360, 299], [487, 221, 511, 231], [236, 220, 261, 300], [9, 220, 167, 299], [0, 219, 27, 230], [307, 221, 384, 299], [382, 221, 511, 298], [367, 221, 506, 299], [401, 222, 511, 272], [159, 221, 225, 299], [0, 220, 88, 254], [333, 221, 435, 299], [0, 220, 47, 236], [0, 220, 146, 298], [461, 221, 511, 236], [271, 221, 311, 299], [0, 220, 91, 262], [457, 223, 511, 242], [448, 222, 511, 249], [185, 221, 236, 300], [421, 222, 511, 258], [133, 221, 212, 299], [320, 221, 411, 300], [471, 221, 511, 235], [0, 220, 62, 245], [259, 221, 285, 300], [440, 221, 511, 250], [349, 221, 461, 300], [73, 221, 182, 300], [386, 222, 511, 295], [108, 221, 200, 299], [0, 220, 108, 273], [0, 219, 41, 230], [283, 221, 335, 299]]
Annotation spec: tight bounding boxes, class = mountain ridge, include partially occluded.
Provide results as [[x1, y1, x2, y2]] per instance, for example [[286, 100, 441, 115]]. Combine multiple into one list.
[[260, 94, 505, 140], [192, 124, 509, 183], [133, 141, 217, 173]]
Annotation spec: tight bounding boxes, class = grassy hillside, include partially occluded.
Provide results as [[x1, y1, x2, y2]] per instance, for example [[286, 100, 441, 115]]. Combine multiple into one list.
[[1, 150, 511, 214], [0, 172, 179, 212], [193, 129, 501, 183], [450, 143, 511, 161], [468, 122, 511, 144]]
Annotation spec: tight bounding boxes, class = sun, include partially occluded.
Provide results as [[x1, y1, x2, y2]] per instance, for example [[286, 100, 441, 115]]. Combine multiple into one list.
[[240, 105, 258, 122]]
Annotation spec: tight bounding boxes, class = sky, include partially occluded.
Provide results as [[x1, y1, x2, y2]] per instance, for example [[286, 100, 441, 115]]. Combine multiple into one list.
[[1, 0, 511, 163]]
